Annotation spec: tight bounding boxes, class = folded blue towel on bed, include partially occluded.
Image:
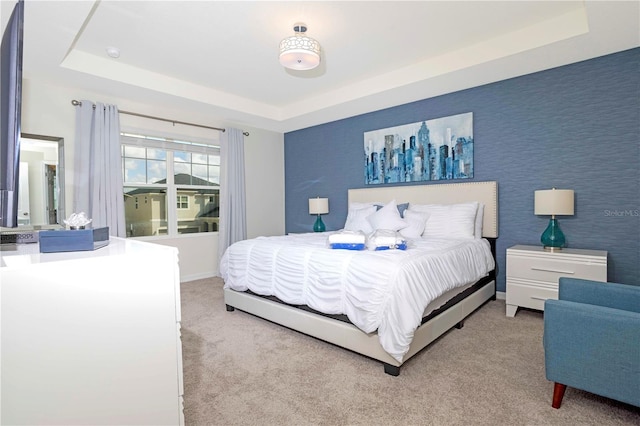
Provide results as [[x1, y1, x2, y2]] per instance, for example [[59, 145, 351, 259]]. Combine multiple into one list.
[[328, 230, 367, 250], [374, 242, 407, 251], [367, 230, 408, 251], [329, 243, 366, 250]]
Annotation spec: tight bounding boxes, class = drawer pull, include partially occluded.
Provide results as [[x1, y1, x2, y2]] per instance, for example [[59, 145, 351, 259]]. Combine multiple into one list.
[[530, 267, 575, 275], [531, 296, 549, 301]]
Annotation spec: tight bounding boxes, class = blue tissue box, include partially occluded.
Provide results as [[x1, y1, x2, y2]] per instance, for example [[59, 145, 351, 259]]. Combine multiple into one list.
[[39, 227, 110, 253]]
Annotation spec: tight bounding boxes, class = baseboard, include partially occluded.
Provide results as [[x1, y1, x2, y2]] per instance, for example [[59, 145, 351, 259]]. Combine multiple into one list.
[[496, 291, 506, 300], [181, 271, 218, 283]]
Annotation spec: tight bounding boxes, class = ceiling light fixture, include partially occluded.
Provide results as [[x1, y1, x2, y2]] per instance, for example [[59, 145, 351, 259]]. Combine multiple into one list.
[[279, 23, 321, 71], [105, 46, 120, 59]]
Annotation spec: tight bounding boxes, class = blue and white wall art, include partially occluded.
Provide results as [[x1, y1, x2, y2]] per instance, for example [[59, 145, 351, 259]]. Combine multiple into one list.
[[364, 112, 473, 184]]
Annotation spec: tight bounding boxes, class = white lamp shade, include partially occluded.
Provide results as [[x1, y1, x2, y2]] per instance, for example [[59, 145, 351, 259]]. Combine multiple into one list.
[[309, 197, 329, 215], [279, 47, 320, 70], [534, 189, 574, 216]]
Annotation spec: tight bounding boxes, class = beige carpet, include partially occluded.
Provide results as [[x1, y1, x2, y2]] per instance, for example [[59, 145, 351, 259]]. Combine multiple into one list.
[[180, 277, 639, 425]]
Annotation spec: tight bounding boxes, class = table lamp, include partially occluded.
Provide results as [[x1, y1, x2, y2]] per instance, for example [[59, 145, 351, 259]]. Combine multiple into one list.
[[534, 188, 574, 251], [309, 197, 329, 232]]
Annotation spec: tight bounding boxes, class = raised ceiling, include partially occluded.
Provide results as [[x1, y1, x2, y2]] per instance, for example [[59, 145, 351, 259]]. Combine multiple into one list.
[[3, 1, 639, 133]]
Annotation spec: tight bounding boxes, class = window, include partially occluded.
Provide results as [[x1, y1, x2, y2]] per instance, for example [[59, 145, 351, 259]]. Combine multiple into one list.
[[177, 195, 189, 209], [121, 133, 220, 237]]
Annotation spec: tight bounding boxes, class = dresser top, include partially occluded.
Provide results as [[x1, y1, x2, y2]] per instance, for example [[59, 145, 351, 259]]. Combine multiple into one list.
[[0, 237, 177, 267], [508, 244, 607, 259]]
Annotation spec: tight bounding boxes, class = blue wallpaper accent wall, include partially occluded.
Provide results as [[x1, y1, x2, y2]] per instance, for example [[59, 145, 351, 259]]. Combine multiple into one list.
[[284, 48, 640, 292]]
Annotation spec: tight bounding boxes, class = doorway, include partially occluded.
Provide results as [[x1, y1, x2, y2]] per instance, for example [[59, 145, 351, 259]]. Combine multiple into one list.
[[44, 163, 57, 225]]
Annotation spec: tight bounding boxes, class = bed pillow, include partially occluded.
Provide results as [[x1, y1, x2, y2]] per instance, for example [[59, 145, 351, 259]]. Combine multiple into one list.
[[475, 203, 485, 239], [399, 210, 430, 239], [375, 202, 409, 217], [343, 205, 377, 233], [367, 200, 408, 232], [397, 202, 409, 218], [409, 202, 478, 239]]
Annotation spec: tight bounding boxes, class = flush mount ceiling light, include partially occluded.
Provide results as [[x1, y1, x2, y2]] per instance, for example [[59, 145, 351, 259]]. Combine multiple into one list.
[[279, 23, 321, 70]]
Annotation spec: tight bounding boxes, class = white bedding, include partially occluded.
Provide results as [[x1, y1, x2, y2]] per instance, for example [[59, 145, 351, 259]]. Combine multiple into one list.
[[220, 232, 495, 362]]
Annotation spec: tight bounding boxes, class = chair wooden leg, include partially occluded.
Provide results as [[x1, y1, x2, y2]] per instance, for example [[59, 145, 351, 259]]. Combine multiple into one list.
[[552, 382, 567, 409]]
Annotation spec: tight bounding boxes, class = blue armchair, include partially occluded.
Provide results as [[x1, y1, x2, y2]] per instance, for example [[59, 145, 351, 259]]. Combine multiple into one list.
[[543, 277, 640, 408]]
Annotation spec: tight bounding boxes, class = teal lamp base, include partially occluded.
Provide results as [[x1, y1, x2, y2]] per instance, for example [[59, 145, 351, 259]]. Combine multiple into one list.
[[313, 215, 325, 232], [541, 217, 565, 251]]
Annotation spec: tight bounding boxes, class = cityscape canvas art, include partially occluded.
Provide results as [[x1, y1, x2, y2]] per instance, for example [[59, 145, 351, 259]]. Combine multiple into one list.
[[364, 112, 473, 185]]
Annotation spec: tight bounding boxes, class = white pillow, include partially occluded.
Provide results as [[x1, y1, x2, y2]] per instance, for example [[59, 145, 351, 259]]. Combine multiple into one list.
[[475, 203, 484, 239], [409, 202, 478, 239], [344, 205, 376, 233], [367, 200, 408, 232], [399, 210, 430, 239]]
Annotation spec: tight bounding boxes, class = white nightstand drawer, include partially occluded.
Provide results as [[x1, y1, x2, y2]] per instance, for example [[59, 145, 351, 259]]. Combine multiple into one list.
[[507, 255, 606, 284], [506, 280, 558, 311], [505, 245, 607, 317]]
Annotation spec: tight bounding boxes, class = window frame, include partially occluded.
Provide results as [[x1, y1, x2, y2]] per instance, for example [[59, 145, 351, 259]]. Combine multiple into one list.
[[121, 132, 221, 238], [176, 194, 189, 210]]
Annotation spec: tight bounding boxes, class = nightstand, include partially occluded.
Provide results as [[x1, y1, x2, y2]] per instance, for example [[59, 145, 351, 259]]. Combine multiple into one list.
[[506, 245, 607, 317]]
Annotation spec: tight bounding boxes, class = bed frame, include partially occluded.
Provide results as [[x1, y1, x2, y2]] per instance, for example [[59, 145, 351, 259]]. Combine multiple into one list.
[[224, 181, 498, 375]]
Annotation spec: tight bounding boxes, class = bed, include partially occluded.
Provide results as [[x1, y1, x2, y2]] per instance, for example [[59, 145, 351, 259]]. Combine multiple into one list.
[[222, 181, 498, 375]]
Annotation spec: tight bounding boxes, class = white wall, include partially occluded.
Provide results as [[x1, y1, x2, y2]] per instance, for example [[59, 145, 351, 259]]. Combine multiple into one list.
[[20, 77, 285, 281]]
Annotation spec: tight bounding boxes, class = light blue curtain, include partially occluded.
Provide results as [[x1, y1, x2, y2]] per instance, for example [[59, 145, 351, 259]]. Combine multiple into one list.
[[218, 128, 247, 263], [73, 101, 126, 237]]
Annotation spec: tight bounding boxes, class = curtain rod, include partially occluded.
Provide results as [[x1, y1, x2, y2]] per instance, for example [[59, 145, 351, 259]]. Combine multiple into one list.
[[70, 100, 249, 136]]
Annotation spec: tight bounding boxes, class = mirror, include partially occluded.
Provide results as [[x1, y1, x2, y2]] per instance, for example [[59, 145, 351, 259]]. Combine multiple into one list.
[[17, 133, 65, 229]]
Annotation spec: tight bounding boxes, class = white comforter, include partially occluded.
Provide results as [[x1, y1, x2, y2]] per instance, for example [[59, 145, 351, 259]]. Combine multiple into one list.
[[220, 233, 495, 362]]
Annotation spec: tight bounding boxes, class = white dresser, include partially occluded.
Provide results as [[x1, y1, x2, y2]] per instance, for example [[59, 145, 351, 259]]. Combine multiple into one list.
[[506, 244, 607, 317], [0, 237, 184, 425]]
